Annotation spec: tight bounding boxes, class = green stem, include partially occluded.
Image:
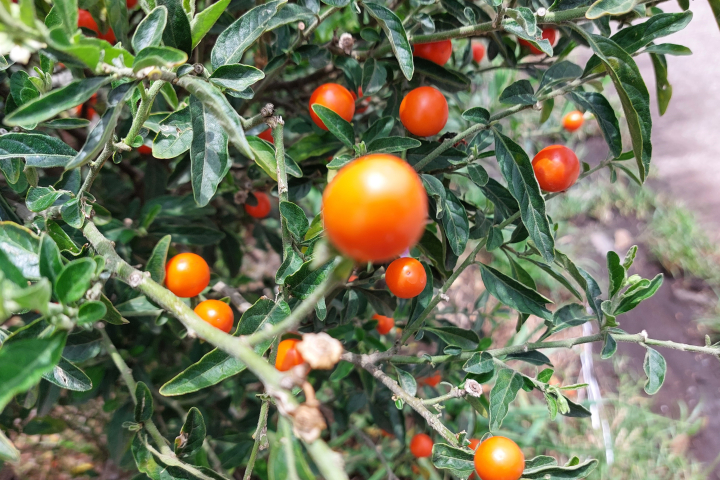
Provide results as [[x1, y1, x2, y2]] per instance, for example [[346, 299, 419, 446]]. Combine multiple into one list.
[[78, 143, 114, 198], [421, 388, 464, 405], [280, 417, 300, 480], [303, 432, 351, 480], [99, 328, 173, 455], [243, 401, 270, 480], [273, 118, 292, 260], [122, 80, 165, 148]]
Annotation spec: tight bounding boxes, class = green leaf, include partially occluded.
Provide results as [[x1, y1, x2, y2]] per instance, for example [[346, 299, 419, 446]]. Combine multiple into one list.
[[246, 136, 302, 181], [480, 178, 519, 221], [586, 0, 637, 19], [132, 6, 167, 52], [601, 333, 617, 359], [67, 83, 134, 169], [267, 3, 316, 31], [413, 57, 470, 93], [0, 221, 40, 279], [506, 350, 552, 366], [480, 263, 552, 321], [394, 367, 417, 396], [285, 260, 334, 299], [505, 20, 553, 56], [650, 53, 672, 116], [467, 164, 489, 187], [570, 91, 622, 158], [152, 108, 193, 159], [133, 46, 188, 71], [53, 0, 79, 38], [26, 186, 63, 212], [101, 294, 129, 325], [329, 361, 355, 383], [522, 458, 599, 479], [146, 235, 171, 283], [543, 303, 593, 339], [106, 0, 130, 47], [209, 64, 265, 93], [462, 107, 490, 124], [175, 407, 206, 457], [135, 382, 154, 422], [499, 79, 536, 105], [189, 95, 231, 207], [493, 129, 554, 262], [505, 7, 537, 36], [156, 0, 192, 56], [0, 133, 77, 168], [42, 357, 92, 392], [486, 226, 503, 251], [578, 32, 652, 180], [607, 251, 625, 298], [644, 43, 692, 56], [424, 326, 479, 350], [190, 0, 230, 48], [279, 201, 309, 240], [0, 334, 66, 411], [60, 198, 84, 229], [160, 299, 290, 395], [362, 116, 395, 143], [615, 273, 662, 314], [488, 368, 523, 431], [311, 104, 355, 147], [538, 61, 582, 93], [39, 233, 63, 284], [177, 76, 253, 160], [276, 249, 304, 285], [441, 189, 469, 256], [0, 430, 20, 462], [210, 0, 286, 69], [366, 137, 421, 154], [463, 351, 494, 374], [39, 118, 90, 129], [77, 301, 107, 325], [364, 2, 414, 81], [361, 58, 387, 96], [422, 174, 446, 219], [55, 257, 96, 304], [431, 443, 475, 477], [320, 0, 350, 6], [4, 77, 111, 127], [10, 71, 39, 107]]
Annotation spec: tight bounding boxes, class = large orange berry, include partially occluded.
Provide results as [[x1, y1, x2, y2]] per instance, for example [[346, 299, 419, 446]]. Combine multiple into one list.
[[562, 111, 584, 132], [322, 154, 428, 262], [258, 128, 274, 143], [399, 86, 448, 137], [531, 145, 580, 193], [473, 436, 525, 480], [245, 191, 272, 218], [410, 433, 434, 458], [309, 83, 355, 130], [165, 253, 211, 298], [373, 314, 394, 335], [518, 28, 557, 55], [275, 338, 305, 371], [472, 41, 486, 63], [194, 300, 234, 333], [414, 40, 453, 65], [385, 257, 426, 299]]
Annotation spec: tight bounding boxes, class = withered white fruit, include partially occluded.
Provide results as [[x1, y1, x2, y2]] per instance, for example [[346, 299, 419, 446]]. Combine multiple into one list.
[[296, 332, 343, 370]]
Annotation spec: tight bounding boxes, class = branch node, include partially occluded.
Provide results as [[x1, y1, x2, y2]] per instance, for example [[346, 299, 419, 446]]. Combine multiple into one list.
[[128, 271, 144, 288], [261, 104, 275, 117], [537, 7, 547, 16]]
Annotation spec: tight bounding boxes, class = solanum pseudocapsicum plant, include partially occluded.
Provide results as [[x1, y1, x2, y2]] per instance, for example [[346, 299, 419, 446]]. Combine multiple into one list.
[[0, 0, 717, 478]]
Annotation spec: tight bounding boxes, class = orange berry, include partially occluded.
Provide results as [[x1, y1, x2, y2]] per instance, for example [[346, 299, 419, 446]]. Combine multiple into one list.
[[275, 339, 305, 371], [385, 257, 427, 299], [194, 300, 234, 333], [165, 253, 211, 298], [400, 86, 448, 137], [309, 83, 355, 130], [373, 314, 394, 335], [410, 433, 433, 458], [245, 192, 272, 219]]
